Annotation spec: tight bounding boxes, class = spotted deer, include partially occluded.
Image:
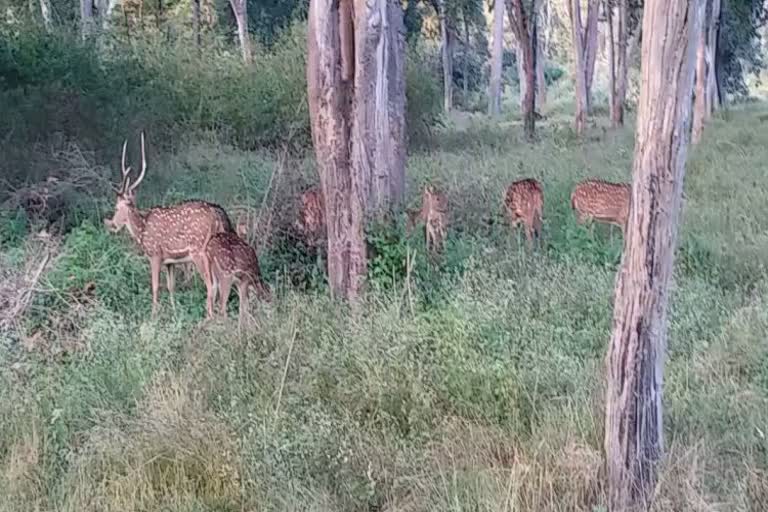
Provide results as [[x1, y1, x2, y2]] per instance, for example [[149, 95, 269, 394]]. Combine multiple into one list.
[[103, 133, 233, 317], [406, 184, 448, 254], [503, 178, 543, 249], [294, 186, 325, 247], [201, 228, 270, 326], [570, 179, 631, 234]]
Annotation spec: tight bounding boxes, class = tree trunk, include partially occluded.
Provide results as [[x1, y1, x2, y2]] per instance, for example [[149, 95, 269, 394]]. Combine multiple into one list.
[[307, 0, 406, 300], [569, 0, 588, 134], [463, 10, 470, 99], [80, 0, 94, 39], [506, 0, 537, 140], [705, 0, 721, 112], [193, 0, 201, 49], [353, 0, 407, 215], [692, 0, 710, 145], [583, 0, 598, 113], [438, 0, 453, 112], [604, 1, 702, 510], [230, 0, 251, 63], [39, 0, 52, 31], [607, 0, 629, 128], [536, 18, 546, 109], [488, 0, 505, 116]]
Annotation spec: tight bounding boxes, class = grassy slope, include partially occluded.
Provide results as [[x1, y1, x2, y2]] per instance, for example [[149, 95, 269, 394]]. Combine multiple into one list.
[[1, 108, 768, 512]]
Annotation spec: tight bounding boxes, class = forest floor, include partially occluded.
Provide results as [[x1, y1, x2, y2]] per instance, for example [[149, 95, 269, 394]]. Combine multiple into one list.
[[1, 108, 767, 511]]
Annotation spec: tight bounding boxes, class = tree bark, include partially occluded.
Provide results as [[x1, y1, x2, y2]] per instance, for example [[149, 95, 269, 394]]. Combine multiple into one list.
[[230, 0, 252, 63], [307, 0, 406, 301], [693, 0, 721, 144], [438, 0, 453, 112], [353, 0, 407, 215], [488, 0, 505, 116], [80, 0, 94, 39], [506, 0, 537, 140], [569, 0, 599, 134], [463, 10, 470, 99], [604, 0, 702, 510], [536, 17, 547, 109], [606, 0, 629, 127], [39, 0, 52, 31], [193, 0, 201, 49]]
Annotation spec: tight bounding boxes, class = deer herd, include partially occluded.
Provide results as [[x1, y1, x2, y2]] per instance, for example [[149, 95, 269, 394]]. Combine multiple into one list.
[[105, 133, 631, 323]]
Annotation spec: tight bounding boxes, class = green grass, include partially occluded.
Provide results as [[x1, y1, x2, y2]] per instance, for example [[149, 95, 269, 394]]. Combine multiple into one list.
[[2, 105, 768, 511]]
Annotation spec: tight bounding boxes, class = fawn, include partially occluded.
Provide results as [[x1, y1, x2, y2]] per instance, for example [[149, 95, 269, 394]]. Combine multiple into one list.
[[406, 184, 448, 254], [201, 227, 270, 326], [294, 186, 326, 248], [503, 178, 543, 249], [570, 179, 631, 234], [103, 133, 233, 317]]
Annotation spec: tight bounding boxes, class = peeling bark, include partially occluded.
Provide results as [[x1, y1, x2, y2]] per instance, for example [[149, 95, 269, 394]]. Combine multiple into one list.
[[604, 0, 702, 509], [307, 0, 406, 301]]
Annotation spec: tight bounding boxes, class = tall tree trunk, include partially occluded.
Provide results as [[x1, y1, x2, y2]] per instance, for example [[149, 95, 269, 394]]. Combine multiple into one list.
[[569, 0, 599, 135], [438, 0, 453, 112], [463, 10, 470, 100], [39, 0, 52, 31], [230, 0, 251, 63], [604, 1, 702, 510], [606, 0, 629, 128], [536, 18, 547, 109], [705, 0, 721, 112], [506, 0, 537, 140], [692, 0, 710, 145], [193, 0, 201, 48], [307, 0, 406, 300], [583, 0, 598, 112], [80, 0, 94, 39], [488, 0, 505, 116], [353, 0, 407, 215]]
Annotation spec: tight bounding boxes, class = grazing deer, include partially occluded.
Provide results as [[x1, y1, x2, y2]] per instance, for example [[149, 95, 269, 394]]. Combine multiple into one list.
[[201, 228, 270, 327], [103, 133, 233, 317], [503, 178, 543, 249], [294, 186, 325, 247], [570, 179, 631, 234], [406, 184, 448, 254]]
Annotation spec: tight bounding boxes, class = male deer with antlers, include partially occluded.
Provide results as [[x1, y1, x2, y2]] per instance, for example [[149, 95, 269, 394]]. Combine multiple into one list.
[[504, 178, 543, 249], [103, 132, 234, 317], [570, 178, 631, 235]]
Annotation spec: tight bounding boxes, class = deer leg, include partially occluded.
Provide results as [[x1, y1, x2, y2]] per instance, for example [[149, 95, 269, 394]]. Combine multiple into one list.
[[149, 256, 162, 318], [524, 222, 534, 250], [219, 276, 233, 317], [237, 282, 249, 330], [165, 264, 176, 313], [193, 253, 215, 320]]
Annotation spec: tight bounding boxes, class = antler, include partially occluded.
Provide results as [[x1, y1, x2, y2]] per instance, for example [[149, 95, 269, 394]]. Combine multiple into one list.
[[115, 138, 133, 194], [127, 131, 147, 195]]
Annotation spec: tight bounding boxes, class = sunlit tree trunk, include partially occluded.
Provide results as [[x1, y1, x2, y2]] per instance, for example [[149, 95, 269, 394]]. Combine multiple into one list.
[[230, 0, 251, 63], [536, 13, 546, 109], [569, 0, 599, 134], [80, 0, 94, 38], [693, 0, 721, 144], [604, 0, 702, 510], [39, 0, 52, 31], [488, 0, 505, 115], [606, 0, 629, 127], [307, 0, 406, 300]]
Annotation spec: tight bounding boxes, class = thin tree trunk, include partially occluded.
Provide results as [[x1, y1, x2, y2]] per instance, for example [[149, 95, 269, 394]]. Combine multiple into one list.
[[230, 0, 251, 63], [39, 0, 52, 31], [80, 0, 94, 39], [569, 0, 588, 134], [583, 0, 598, 112], [536, 20, 546, 109], [463, 10, 470, 100], [193, 0, 201, 48], [506, 0, 537, 139], [692, 0, 710, 145], [438, 0, 453, 112], [706, 0, 721, 112], [489, 0, 505, 116], [517, 38, 526, 110], [605, 1, 702, 510], [607, 0, 629, 128]]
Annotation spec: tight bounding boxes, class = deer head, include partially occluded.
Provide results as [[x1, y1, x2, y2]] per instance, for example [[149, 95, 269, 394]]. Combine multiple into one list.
[[104, 132, 147, 234]]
